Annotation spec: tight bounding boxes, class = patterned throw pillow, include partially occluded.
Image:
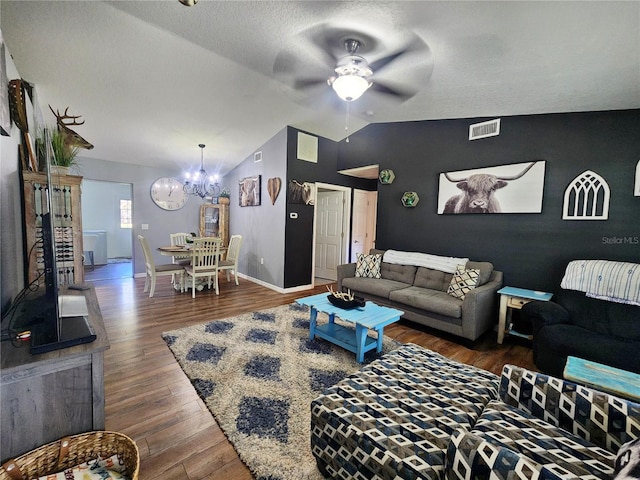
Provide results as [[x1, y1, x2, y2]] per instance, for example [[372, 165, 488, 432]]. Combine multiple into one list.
[[447, 264, 480, 299], [355, 253, 382, 278]]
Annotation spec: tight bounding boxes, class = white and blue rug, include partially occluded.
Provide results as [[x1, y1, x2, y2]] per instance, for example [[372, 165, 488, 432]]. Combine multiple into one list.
[[162, 302, 400, 480]]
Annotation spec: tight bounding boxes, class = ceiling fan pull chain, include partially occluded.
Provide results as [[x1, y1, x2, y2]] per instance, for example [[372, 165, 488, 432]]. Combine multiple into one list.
[[345, 102, 350, 143]]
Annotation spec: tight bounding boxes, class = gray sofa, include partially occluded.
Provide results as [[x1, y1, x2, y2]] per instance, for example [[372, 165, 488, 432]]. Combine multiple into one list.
[[337, 249, 503, 341]]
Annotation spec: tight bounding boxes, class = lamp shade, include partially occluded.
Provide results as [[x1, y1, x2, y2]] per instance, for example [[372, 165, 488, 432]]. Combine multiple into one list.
[[331, 75, 371, 102]]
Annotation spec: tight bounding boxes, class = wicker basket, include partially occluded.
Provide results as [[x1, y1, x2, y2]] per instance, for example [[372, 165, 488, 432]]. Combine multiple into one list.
[[0, 431, 139, 480]]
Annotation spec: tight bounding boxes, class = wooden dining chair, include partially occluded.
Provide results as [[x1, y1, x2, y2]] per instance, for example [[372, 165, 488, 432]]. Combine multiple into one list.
[[138, 235, 185, 297], [169, 232, 192, 285], [169, 232, 192, 264], [184, 237, 222, 298], [218, 234, 243, 285]]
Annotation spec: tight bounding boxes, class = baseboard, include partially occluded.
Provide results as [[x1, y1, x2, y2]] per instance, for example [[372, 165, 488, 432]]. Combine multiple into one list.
[[133, 271, 315, 295]]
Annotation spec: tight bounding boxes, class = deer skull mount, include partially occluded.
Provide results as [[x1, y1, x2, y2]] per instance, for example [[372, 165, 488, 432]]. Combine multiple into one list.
[[49, 105, 94, 155]]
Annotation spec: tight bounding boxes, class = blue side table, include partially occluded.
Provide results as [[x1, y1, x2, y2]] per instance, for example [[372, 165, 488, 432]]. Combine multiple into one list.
[[497, 286, 552, 344]]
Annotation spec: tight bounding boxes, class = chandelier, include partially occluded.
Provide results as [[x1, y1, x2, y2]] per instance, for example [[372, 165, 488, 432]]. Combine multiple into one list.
[[183, 144, 220, 198]]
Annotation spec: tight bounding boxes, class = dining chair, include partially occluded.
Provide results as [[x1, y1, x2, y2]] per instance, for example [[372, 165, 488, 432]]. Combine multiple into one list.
[[218, 234, 243, 285], [138, 235, 185, 297], [169, 232, 192, 285], [184, 237, 222, 298]]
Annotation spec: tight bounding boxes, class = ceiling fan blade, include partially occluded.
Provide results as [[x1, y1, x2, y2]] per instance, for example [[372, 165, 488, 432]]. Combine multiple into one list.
[[293, 78, 328, 90], [368, 48, 411, 73], [369, 35, 428, 73], [369, 81, 418, 101]]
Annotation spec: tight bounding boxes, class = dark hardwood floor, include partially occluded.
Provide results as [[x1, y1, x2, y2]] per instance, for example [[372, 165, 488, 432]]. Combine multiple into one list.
[[96, 275, 536, 480]]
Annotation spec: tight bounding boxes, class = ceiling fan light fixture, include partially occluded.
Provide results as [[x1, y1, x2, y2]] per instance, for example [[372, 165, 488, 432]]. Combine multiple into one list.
[[331, 74, 371, 102]]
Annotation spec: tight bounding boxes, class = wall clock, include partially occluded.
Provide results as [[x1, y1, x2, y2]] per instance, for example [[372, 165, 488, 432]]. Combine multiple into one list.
[[150, 177, 189, 211]]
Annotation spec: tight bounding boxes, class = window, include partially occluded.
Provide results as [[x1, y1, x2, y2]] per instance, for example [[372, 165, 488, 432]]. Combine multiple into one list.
[[120, 199, 132, 228]]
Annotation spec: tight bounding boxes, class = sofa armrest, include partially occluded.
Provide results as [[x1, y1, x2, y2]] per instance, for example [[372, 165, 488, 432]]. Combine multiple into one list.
[[446, 429, 558, 480], [459, 271, 503, 341], [521, 300, 570, 336], [337, 262, 356, 291], [499, 364, 640, 452]]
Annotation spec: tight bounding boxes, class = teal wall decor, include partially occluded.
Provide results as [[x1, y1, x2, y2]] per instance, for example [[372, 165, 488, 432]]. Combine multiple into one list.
[[379, 169, 395, 184], [401, 191, 419, 207]]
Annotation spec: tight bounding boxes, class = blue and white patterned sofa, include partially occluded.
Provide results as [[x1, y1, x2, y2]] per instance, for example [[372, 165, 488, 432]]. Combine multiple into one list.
[[310, 344, 640, 480]]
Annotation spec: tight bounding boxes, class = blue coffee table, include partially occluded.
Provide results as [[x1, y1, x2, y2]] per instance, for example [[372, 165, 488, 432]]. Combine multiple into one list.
[[296, 293, 404, 363]]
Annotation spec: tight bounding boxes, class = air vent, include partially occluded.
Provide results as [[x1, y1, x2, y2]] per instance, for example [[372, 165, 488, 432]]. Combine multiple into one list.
[[469, 119, 500, 140], [254, 151, 262, 163]]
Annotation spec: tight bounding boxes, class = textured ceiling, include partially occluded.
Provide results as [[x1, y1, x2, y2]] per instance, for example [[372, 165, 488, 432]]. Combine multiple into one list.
[[2, 1, 639, 176]]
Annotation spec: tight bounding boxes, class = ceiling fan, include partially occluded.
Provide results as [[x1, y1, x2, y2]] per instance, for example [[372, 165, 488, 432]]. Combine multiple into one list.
[[273, 25, 433, 106]]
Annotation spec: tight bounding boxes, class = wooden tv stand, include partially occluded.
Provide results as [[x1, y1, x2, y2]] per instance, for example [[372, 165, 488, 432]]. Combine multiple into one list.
[[0, 286, 109, 462]]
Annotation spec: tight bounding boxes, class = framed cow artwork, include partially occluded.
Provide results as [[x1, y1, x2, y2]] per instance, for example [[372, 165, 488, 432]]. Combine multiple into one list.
[[437, 160, 546, 214], [239, 175, 261, 207]]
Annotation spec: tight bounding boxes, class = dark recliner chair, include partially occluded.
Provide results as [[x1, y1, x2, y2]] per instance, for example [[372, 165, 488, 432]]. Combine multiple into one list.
[[521, 288, 640, 377]]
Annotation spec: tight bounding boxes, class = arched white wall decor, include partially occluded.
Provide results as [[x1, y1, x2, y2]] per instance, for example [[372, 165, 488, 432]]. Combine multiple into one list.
[[635, 160, 640, 196], [562, 170, 610, 220]]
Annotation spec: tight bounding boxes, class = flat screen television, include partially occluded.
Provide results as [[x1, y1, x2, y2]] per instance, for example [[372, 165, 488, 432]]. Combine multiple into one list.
[[23, 128, 96, 354]]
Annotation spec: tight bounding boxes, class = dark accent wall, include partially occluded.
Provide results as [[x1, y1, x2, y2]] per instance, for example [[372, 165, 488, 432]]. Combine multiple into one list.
[[284, 127, 376, 288], [337, 110, 640, 292]]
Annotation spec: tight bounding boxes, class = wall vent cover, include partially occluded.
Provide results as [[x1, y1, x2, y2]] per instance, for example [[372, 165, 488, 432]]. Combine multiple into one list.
[[469, 118, 500, 140], [254, 151, 262, 163]]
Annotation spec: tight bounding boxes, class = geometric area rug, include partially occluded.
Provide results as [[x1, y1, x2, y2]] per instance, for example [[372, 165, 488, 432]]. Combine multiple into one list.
[[162, 302, 401, 480]]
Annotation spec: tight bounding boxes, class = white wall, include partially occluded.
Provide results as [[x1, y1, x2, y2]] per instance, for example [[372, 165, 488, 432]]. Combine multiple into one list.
[[77, 156, 203, 276], [0, 40, 26, 309], [82, 179, 132, 259]]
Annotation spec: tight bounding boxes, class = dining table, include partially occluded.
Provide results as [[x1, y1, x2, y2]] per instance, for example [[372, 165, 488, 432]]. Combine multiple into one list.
[[157, 243, 228, 292]]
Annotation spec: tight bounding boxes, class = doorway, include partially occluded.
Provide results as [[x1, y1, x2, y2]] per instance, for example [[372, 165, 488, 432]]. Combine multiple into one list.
[[81, 179, 133, 281], [313, 184, 351, 284], [351, 189, 378, 261]]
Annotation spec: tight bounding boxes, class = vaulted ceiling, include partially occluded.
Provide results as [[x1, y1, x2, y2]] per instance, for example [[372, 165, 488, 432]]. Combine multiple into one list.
[[2, 1, 639, 176]]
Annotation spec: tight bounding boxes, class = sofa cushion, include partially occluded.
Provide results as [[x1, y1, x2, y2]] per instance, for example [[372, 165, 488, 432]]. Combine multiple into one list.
[[470, 400, 616, 478], [556, 289, 640, 341], [342, 277, 409, 299], [447, 265, 480, 300], [499, 364, 640, 450], [447, 429, 564, 480], [310, 344, 500, 480], [380, 261, 417, 284], [413, 267, 453, 292], [354, 253, 382, 278], [390, 286, 462, 318], [466, 261, 494, 286]]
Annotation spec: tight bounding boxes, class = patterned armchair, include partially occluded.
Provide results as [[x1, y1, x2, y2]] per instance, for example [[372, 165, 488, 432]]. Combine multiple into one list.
[[446, 365, 640, 480]]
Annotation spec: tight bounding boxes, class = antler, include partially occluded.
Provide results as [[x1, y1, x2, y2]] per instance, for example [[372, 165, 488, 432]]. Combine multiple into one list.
[[444, 172, 467, 183], [327, 285, 355, 301], [49, 105, 85, 126], [444, 161, 538, 183], [495, 161, 538, 181]]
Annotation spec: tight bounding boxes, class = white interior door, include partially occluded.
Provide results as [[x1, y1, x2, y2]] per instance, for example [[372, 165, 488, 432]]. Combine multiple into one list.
[[315, 190, 344, 280], [351, 190, 377, 262]]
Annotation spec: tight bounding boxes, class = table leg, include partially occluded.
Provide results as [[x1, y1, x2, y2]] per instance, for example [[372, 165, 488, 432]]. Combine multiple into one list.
[[376, 327, 384, 353], [498, 295, 508, 344], [328, 313, 335, 324], [309, 307, 318, 340], [355, 324, 367, 363]]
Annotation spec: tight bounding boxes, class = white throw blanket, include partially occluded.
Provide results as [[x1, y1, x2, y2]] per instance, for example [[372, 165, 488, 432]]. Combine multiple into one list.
[[560, 259, 640, 306], [383, 249, 469, 274]]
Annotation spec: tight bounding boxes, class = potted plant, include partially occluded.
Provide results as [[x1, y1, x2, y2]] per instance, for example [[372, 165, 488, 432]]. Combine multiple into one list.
[[49, 128, 79, 175], [219, 188, 230, 204]]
